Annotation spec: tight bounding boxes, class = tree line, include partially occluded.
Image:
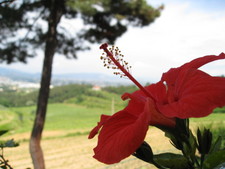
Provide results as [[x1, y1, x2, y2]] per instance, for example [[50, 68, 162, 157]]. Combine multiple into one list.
[[0, 84, 138, 107]]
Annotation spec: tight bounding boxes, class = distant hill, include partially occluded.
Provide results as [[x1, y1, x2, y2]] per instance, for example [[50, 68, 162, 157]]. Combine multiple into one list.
[[0, 67, 40, 82], [0, 67, 133, 85]]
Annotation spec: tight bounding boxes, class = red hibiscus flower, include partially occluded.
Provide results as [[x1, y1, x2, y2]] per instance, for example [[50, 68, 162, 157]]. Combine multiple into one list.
[[89, 84, 175, 164], [157, 53, 225, 118], [89, 43, 225, 164]]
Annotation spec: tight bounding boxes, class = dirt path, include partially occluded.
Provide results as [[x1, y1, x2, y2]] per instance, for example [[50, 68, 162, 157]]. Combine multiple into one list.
[[4, 127, 175, 169]]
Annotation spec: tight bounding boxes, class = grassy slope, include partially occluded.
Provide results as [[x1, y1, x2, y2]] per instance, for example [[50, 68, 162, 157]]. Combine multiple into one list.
[[0, 86, 224, 134], [64, 89, 128, 110], [1, 83, 224, 134], [6, 103, 225, 134], [7, 91, 128, 134], [0, 105, 20, 131], [1, 95, 225, 169], [9, 103, 107, 133], [190, 112, 225, 123]]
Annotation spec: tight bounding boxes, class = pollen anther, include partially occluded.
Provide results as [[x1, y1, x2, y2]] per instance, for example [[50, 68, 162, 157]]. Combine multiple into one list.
[[99, 44, 132, 78]]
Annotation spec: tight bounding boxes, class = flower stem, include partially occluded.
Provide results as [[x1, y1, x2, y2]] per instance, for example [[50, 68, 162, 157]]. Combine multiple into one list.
[[200, 154, 205, 169]]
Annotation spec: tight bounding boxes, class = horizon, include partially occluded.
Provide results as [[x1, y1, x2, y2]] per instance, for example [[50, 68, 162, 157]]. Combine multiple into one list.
[[0, 67, 138, 86]]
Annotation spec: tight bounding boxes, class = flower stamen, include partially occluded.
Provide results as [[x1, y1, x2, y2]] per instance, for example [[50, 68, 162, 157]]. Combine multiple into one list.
[[100, 45, 132, 78], [100, 43, 154, 99]]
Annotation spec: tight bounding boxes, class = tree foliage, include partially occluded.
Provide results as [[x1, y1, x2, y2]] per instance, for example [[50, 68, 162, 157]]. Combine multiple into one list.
[[70, 0, 162, 43], [0, 0, 78, 63], [0, 0, 162, 63], [0, 84, 134, 107], [103, 85, 138, 95]]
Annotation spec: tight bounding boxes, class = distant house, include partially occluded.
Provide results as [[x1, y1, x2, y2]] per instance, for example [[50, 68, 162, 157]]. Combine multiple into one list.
[[92, 85, 101, 91]]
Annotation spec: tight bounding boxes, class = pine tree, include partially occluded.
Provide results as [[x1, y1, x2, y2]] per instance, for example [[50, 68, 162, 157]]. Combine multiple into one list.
[[0, 0, 162, 168]]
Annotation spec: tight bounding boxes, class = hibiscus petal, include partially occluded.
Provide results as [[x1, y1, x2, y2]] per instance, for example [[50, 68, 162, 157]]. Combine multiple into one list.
[[161, 53, 225, 86], [158, 54, 225, 119], [88, 115, 111, 139], [158, 69, 225, 118], [122, 83, 175, 126], [182, 53, 225, 69], [147, 98, 176, 127], [93, 100, 151, 164], [145, 81, 167, 104], [122, 92, 145, 117]]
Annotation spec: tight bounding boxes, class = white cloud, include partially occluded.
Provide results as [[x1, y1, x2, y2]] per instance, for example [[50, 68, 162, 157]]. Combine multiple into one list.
[[115, 2, 225, 82]]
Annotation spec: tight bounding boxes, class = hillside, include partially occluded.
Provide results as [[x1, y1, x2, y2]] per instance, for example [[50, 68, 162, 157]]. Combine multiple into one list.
[[0, 83, 137, 106], [0, 84, 138, 133]]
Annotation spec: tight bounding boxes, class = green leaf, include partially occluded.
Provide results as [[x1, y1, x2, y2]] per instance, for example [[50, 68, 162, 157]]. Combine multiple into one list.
[[153, 153, 189, 169], [0, 139, 19, 148], [0, 130, 8, 136], [156, 119, 191, 151], [197, 128, 212, 154], [203, 150, 225, 169], [179, 130, 197, 162], [133, 141, 154, 163], [209, 136, 222, 154], [188, 130, 197, 156]]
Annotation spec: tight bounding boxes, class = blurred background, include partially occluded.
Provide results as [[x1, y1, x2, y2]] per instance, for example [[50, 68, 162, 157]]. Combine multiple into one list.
[[0, 0, 225, 168]]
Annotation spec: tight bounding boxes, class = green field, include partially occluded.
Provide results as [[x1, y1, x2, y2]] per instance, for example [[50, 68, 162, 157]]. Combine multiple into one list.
[[2, 103, 123, 134], [1, 103, 224, 169], [0, 83, 223, 136], [1, 102, 224, 136], [0, 84, 224, 168], [0, 84, 130, 134]]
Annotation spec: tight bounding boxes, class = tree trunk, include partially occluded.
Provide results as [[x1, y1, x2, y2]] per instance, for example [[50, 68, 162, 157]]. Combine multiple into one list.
[[29, 1, 64, 169]]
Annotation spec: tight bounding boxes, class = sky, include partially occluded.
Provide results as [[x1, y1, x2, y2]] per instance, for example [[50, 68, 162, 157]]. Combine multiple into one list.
[[1, 0, 225, 83]]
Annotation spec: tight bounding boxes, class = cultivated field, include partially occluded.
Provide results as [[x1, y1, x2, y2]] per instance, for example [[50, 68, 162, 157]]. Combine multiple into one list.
[[4, 127, 175, 169], [1, 103, 225, 169]]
